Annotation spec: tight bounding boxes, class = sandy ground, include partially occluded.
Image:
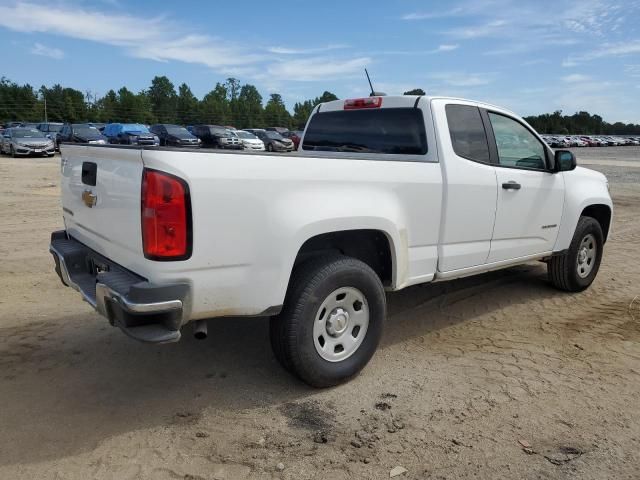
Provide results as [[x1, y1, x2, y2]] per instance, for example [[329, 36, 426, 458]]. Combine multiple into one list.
[[1, 148, 639, 480]]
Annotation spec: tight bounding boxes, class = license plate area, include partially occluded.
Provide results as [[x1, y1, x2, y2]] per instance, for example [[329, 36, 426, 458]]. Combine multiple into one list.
[[88, 256, 110, 276]]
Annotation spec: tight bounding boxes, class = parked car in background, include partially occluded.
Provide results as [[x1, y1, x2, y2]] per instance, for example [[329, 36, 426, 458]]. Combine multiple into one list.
[[547, 136, 569, 148], [57, 123, 108, 147], [236, 130, 265, 151], [37, 122, 64, 148], [4, 121, 23, 129], [580, 136, 598, 147], [37, 122, 63, 136], [266, 127, 289, 135], [1, 127, 55, 157], [282, 130, 302, 149], [192, 125, 242, 149], [89, 122, 106, 132], [103, 123, 159, 146], [246, 128, 294, 152], [150, 124, 201, 147]]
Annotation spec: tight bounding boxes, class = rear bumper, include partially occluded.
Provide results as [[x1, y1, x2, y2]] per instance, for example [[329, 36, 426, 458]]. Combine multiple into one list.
[[49, 231, 189, 343]]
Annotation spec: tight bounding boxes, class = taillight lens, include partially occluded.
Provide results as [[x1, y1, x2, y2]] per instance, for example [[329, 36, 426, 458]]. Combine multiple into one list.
[[141, 169, 191, 260], [344, 97, 383, 110]]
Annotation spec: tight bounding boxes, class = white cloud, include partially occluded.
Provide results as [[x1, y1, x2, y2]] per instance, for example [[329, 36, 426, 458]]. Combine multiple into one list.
[[446, 20, 508, 39], [436, 44, 459, 52], [265, 57, 371, 82], [266, 44, 349, 55], [430, 72, 495, 87], [372, 44, 459, 56], [30, 42, 64, 59], [564, 40, 640, 66], [562, 74, 591, 83], [401, 8, 464, 20], [0, 2, 258, 68], [0, 1, 366, 83]]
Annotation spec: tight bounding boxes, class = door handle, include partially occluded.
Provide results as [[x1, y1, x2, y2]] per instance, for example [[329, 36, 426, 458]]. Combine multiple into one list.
[[502, 181, 521, 190]]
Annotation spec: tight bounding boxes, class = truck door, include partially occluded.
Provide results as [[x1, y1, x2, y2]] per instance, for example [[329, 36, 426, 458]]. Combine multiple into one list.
[[434, 101, 498, 272], [483, 110, 564, 263]]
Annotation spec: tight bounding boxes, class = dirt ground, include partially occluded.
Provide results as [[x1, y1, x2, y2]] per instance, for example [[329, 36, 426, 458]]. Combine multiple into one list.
[[1, 149, 639, 480]]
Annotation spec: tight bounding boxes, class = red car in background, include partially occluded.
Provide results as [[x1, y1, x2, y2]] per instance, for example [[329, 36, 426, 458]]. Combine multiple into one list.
[[282, 130, 302, 149], [266, 127, 303, 149]]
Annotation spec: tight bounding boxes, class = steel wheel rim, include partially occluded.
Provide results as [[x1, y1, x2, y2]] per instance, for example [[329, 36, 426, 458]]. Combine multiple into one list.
[[576, 233, 597, 278], [313, 287, 369, 363]]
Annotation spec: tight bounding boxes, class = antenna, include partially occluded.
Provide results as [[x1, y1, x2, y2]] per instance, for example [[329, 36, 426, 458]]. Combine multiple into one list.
[[364, 69, 386, 97], [365, 68, 375, 97]]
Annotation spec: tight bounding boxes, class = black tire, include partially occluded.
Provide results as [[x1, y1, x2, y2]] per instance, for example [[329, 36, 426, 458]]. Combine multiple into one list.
[[270, 255, 386, 387], [548, 216, 604, 292], [267, 143, 274, 152]]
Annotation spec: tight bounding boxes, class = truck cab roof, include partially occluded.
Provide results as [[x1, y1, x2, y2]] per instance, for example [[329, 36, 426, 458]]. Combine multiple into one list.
[[318, 95, 516, 117]]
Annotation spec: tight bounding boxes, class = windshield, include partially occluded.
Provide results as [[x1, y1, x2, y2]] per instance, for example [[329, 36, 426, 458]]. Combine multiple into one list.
[[165, 126, 190, 135], [122, 124, 150, 133], [209, 127, 228, 135], [73, 125, 101, 136], [265, 131, 284, 140], [12, 128, 46, 139], [236, 131, 257, 139], [48, 124, 63, 132], [302, 108, 428, 155]]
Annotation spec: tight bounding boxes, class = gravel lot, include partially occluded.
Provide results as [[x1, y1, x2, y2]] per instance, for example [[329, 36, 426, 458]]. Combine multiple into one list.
[[1, 149, 639, 479]]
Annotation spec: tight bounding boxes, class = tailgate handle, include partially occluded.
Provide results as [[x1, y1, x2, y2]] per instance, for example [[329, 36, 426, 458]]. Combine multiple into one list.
[[82, 162, 97, 186]]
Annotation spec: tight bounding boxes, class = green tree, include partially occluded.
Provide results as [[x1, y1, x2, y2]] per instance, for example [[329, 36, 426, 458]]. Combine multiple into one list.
[[293, 100, 315, 128], [148, 76, 177, 123], [236, 84, 263, 128], [199, 83, 230, 125], [316, 91, 338, 103], [176, 83, 199, 125], [264, 93, 291, 127], [403, 88, 426, 95]]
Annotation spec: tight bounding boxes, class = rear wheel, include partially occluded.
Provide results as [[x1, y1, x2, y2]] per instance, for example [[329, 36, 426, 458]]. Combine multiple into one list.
[[270, 255, 386, 387], [548, 216, 604, 292]]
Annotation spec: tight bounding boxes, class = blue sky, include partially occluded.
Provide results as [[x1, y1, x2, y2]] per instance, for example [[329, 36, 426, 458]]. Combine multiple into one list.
[[1, 0, 640, 121]]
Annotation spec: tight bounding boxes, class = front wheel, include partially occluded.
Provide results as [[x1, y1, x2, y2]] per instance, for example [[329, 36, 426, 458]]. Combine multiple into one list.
[[267, 143, 274, 152], [548, 216, 604, 292], [270, 255, 386, 387]]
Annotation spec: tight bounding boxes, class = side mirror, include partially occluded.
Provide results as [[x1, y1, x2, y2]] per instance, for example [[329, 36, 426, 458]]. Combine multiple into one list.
[[554, 150, 576, 172]]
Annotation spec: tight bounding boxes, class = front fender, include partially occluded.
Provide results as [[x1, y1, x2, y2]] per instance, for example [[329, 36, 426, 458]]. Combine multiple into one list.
[[554, 167, 613, 251]]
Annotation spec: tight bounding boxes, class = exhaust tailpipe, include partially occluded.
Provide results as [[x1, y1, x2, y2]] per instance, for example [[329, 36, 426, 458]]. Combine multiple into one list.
[[193, 320, 208, 340]]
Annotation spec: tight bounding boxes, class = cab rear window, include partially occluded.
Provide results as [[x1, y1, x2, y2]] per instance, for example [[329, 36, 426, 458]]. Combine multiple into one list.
[[302, 108, 427, 155]]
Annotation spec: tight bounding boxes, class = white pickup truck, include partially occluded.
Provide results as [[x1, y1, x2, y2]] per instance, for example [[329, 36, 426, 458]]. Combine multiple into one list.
[[50, 95, 612, 387]]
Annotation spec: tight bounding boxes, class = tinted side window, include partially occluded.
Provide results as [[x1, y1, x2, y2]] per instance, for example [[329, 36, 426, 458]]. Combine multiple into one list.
[[302, 108, 427, 156], [445, 104, 490, 163], [488, 112, 547, 170]]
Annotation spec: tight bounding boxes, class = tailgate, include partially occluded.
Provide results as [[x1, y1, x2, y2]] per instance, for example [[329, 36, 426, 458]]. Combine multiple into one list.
[[61, 145, 144, 266]]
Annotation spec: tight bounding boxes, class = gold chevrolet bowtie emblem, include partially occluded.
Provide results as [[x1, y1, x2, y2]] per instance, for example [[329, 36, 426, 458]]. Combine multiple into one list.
[[82, 190, 97, 208]]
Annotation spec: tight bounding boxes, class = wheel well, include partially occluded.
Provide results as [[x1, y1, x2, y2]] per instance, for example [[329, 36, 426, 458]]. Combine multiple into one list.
[[581, 204, 611, 242], [293, 230, 393, 286]]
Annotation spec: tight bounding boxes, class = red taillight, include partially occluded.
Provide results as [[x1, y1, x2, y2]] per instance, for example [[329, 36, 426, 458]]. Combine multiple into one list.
[[141, 169, 191, 260], [344, 97, 383, 110]]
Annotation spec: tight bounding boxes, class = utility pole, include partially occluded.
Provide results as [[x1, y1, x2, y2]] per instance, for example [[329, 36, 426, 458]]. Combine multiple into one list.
[[44, 94, 48, 123]]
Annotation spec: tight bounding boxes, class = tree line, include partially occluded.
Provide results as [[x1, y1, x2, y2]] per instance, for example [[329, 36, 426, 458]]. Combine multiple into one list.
[[523, 110, 640, 135], [2, 76, 639, 134], [0, 76, 338, 130]]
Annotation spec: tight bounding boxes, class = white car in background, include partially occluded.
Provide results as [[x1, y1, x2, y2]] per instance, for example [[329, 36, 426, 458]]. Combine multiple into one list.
[[236, 130, 265, 151]]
